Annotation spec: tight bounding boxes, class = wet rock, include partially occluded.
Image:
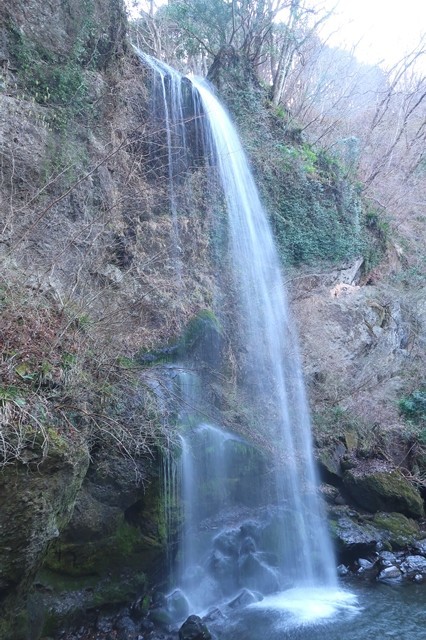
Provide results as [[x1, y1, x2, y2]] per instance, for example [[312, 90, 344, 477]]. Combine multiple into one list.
[[400, 555, 426, 576], [239, 520, 263, 541], [377, 566, 403, 585], [213, 529, 240, 556], [357, 558, 376, 571], [209, 548, 237, 590], [116, 615, 137, 636], [140, 619, 155, 632], [330, 508, 380, 557], [178, 615, 212, 640], [166, 589, 190, 621], [150, 608, 173, 628], [330, 505, 425, 564], [238, 552, 280, 593], [226, 588, 263, 609], [203, 607, 226, 624], [378, 551, 398, 567], [413, 574, 424, 583], [240, 536, 256, 554], [96, 616, 114, 633], [337, 564, 349, 576], [412, 539, 426, 555]]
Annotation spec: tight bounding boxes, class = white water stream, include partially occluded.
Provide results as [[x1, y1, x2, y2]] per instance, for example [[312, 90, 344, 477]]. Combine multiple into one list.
[[191, 76, 337, 588], [136, 50, 357, 629]]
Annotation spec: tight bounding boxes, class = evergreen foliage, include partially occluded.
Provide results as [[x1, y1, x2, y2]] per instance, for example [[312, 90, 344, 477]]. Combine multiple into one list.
[[399, 390, 426, 427]]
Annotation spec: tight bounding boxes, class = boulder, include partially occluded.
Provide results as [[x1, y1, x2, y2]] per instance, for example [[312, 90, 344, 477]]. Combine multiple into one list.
[[178, 615, 212, 640], [238, 552, 280, 594], [343, 464, 424, 518], [318, 442, 347, 481], [329, 507, 420, 559], [166, 589, 190, 621], [377, 566, 403, 585], [357, 558, 376, 571], [213, 529, 240, 556], [372, 512, 420, 548], [329, 508, 381, 558], [413, 539, 426, 555], [400, 555, 426, 576], [226, 588, 262, 609], [378, 550, 398, 567]]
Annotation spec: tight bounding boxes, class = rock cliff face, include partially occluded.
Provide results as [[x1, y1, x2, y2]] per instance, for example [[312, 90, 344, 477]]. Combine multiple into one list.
[[0, 1, 425, 638], [0, 1, 192, 636]]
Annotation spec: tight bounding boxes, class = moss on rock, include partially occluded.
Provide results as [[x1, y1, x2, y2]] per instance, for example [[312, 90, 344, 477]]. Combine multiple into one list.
[[372, 512, 419, 548], [0, 436, 89, 639], [343, 465, 424, 518], [33, 451, 168, 635], [329, 506, 423, 559]]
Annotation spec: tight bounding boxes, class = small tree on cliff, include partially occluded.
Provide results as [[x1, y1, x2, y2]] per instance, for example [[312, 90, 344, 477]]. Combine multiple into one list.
[[129, 0, 329, 95]]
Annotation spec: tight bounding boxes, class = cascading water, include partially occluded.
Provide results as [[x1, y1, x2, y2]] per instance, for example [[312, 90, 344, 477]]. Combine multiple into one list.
[[134, 48, 191, 280], [136, 50, 357, 631], [190, 77, 337, 588]]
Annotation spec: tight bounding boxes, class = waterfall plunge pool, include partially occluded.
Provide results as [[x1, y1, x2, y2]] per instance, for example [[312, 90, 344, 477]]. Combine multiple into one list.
[[199, 582, 426, 639]]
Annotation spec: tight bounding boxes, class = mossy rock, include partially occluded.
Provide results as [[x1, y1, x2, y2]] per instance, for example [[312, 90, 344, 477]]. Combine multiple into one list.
[[328, 506, 422, 559], [44, 477, 167, 578], [0, 439, 89, 640], [136, 309, 222, 367], [31, 569, 148, 637], [179, 309, 222, 347], [44, 519, 159, 577], [343, 465, 424, 518], [317, 442, 346, 481], [0, 609, 29, 640], [372, 512, 419, 549], [328, 507, 382, 558]]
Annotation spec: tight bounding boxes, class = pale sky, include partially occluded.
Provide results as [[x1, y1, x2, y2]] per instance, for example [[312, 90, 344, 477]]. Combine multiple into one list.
[[320, 0, 426, 69], [126, 0, 426, 71]]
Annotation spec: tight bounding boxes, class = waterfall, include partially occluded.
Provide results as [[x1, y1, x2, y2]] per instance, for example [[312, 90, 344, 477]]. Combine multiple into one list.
[[134, 49, 189, 280], [190, 77, 337, 588], [136, 49, 347, 624]]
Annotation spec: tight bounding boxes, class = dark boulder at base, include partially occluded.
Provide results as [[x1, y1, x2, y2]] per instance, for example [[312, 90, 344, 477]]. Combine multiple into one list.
[[179, 615, 212, 640], [343, 463, 424, 518]]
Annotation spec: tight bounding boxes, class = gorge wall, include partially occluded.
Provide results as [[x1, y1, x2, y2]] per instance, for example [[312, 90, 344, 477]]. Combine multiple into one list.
[[0, 1, 425, 638]]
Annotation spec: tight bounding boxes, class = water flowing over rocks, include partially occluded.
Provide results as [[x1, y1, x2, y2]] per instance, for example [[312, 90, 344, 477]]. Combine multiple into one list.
[[178, 615, 212, 640], [1, 1, 426, 638]]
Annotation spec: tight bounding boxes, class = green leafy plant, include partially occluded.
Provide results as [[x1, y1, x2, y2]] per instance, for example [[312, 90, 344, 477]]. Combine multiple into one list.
[[0, 386, 26, 407], [9, 0, 99, 129], [399, 389, 426, 426]]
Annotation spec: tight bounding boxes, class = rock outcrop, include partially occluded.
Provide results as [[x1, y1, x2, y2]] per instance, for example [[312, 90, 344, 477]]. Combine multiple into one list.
[[343, 464, 424, 519], [0, 435, 89, 638]]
